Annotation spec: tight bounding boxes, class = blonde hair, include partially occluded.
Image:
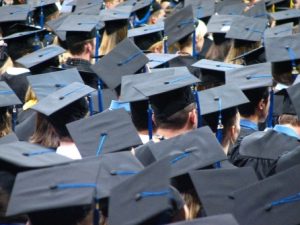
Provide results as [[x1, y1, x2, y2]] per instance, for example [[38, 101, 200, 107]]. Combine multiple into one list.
[[100, 26, 128, 55], [0, 57, 13, 75], [181, 190, 201, 220], [0, 108, 11, 138]]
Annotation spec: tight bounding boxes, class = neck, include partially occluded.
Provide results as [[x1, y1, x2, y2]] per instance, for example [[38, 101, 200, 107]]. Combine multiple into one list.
[[71, 53, 91, 62], [156, 127, 191, 139]]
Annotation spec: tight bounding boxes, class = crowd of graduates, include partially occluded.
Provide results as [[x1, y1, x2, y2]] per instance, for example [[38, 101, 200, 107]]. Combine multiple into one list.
[[1, 0, 300, 224]]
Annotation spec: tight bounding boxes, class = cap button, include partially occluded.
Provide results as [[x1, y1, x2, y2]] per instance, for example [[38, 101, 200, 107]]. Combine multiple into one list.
[[285, 45, 290, 49], [214, 97, 219, 101], [59, 96, 64, 100], [110, 170, 117, 175], [246, 75, 251, 79], [135, 193, 142, 201]]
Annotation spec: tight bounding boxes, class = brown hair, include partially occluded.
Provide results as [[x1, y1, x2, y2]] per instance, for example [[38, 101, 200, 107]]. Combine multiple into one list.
[[278, 114, 300, 127], [100, 26, 128, 55], [181, 189, 201, 220], [0, 108, 11, 138]]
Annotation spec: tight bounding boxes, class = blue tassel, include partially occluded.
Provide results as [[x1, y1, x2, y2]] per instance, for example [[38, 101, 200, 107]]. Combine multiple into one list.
[[39, 6, 44, 29], [97, 79, 103, 112], [193, 90, 202, 128], [12, 105, 17, 132], [163, 35, 168, 54], [216, 98, 223, 143], [265, 192, 300, 211], [267, 88, 274, 128], [93, 205, 100, 225], [96, 133, 107, 157], [95, 31, 100, 62], [135, 190, 170, 201], [147, 103, 153, 140], [87, 94, 94, 116]]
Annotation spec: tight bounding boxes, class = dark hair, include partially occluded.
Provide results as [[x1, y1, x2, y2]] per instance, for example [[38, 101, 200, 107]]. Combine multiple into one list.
[[154, 103, 196, 130], [238, 87, 269, 117], [66, 33, 94, 55], [206, 34, 232, 61], [203, 107, 238, 134], [272, 60, 300, 85], [28, 205, 92, 225], [47, 98, 88, 138]]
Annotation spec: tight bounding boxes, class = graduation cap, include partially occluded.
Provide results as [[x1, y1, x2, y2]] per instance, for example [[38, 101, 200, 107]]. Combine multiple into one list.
[[6, 159, 101, 216], [66, 109, 142, 157], [269, 8, 300, 25], [146, 53, 178, 68], [217, 2, 246, 16], [207, 15, 239, 34], [232, 164, 300, 225], [192, 59, 243, 85], [164, 5, 195, 46], [225, 62, 273, 90], [0, 4, 31, 24], [127, 21, 164, 51], [167, 214, 240, 225], [90, 89, 118, 112], [0, 81, 22, 107], [232, 46, 266, 65], [243, 0, 268, 18], [135, 126, 228, 173], [108, 158, 174, 225], [118, 0, 152, 13], [15, 44, 65, 69], [0, 141, 72, 173], [99, 5, 132, 35], [31, 82, 95, 116], [184, 0, 215, 20], [73, 0, 103, 15], [45, 14, 69, 41], [27, 68, 84, 100], [95, 151, 144, 200], [0, 132, 18, 145], [189, 167, 258, 216], [91, 38, 149, 90], [264, 22, 293, 38], [225, 16, 268, 42]]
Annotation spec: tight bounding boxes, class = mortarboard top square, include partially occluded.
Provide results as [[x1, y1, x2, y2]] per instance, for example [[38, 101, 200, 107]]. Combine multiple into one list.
[[0, 4, 31, 23], [46, 14, 68, 41], [167, 214, 240, 225], [265, 0, 289, 6], [132, 67, 199, 97], [0, 81, 22, 107], [0, 141, 72, 173], [0, 29, 44, 42], [225, 15, 268, 42], [128, 21, 164, 38], [231, 164, 300, 225], [189, 167, 258, 216], [118, 0, 152, 13], [31, 82, 95, 116], [108, 158, 171, 225], [27, 68, 84, 100], [27, 0, 58, 8], [99, 5, 132, 21], [95, 151, 144, 200], [164, 5, 195, 46], [264, 22, 293, 38], [6, 159, 101, 217], [184, 0, 215, 19], [15, 44, 65, 69], [146, 53, 178, 68], [90, 89, 118, 112], [207, 15, 240, 34], [73, 0, 103, 15], [57, 14, 104, 33], [135, 126, 227, 176], [217, 2, 246, 16], [225, 62, 272, 90], [264, 33, 300, 62], [91, 38, 149, 90], [243, 0, 268, 19], [231, 46, 266, 65], [269, 8, 300, 25], [198, 84, 249, 115], [280, 82, 300, 119], [75, 0, 102, 8], [0, 132, 18, 145], [66, 108, 143, 157]]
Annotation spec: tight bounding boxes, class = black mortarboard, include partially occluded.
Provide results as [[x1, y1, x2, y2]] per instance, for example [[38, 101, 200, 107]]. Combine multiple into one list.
[[226, 16, 268, 42], [31, 82, 94, 116], [243, 0, 268, 18], [27, 0, 58, 8], [99, 5, 132, 35], [27, 68, 84, 100], [91, 89, 118, 112], [91, 38, 149, 90], [45, 14, 69, 41], [184, 0, 215, 20], [264, 22, 293, 38], [135, 126, 228, 174], [73, 0, 103, 15], [146, 53, 178, 68], [1, 29, 44, 42], [264, 33, 300, 62], [0, 132, 18, 145], [198, 84, 249, 115], [15, 44, 65, 69], [128, 22, 164, 50], [225, 62, 273, 90], [207, 15, 238, 34], [168, 214, 240, 225], [0, 141, 71, 173], [189, 167, 258, 216], [0, 4, 31, 24], [269, 9, 300, 25], [217, 2, 246, 16], [192, 59, 243, 85], [66, 109, 142, 157], [0, 81, 22, 107], [164, 5, 195, 46], [232, 164, 300, 225], [95, 151, 144, 200], [6, 159, 101, 216], [108, 158, 172, 225], [231, 46, 266, 65], [118, 0, 152, 13]]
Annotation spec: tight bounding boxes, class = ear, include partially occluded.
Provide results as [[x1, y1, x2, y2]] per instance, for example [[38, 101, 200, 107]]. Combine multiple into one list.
[[258, 98, 267, 111], [189, 109, 198, 127], [85, 42, 93, 54]]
